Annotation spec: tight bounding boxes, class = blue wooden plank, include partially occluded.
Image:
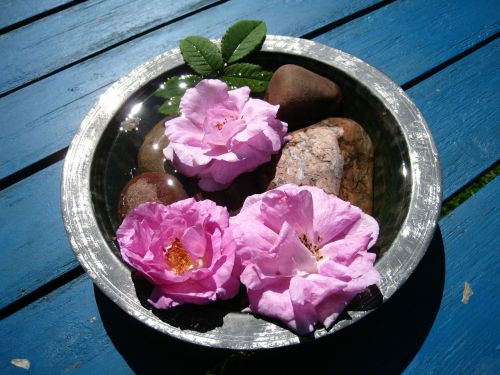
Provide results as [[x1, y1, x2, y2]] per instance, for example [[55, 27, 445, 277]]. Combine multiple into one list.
[[1, 177, 497, 374], [407, 39, 500, 198], [0, 277, 134, 374], [0, 276, 231, 374], [0, 0, 220, 95], [315, 0, 500, 86], [0, 0, 73, 30], [1, 1, 499, 312], [0, 0, 380, 180], [0, 162, 73, 309], [403, 177, 500, 374]]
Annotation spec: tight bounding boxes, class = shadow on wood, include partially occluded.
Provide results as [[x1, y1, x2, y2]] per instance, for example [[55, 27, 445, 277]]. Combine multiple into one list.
[[94, 227, 445, 374], [222, 227, 446, 374], [94, 286, 233, 374]]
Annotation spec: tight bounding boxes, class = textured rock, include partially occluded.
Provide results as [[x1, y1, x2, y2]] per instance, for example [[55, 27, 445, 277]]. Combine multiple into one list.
[[333, 118, 374, 214], [137, 117, 170, 174], [118, 172, 188, 220], [264, 118, 374, 214], [265, 64, 342, 130], [265, 123, 345, 195]]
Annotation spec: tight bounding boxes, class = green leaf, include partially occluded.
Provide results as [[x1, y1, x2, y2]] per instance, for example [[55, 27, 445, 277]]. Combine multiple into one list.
[[179, 36, 223, 76], [154, 74, 201, 98], [154, 74, 202, 116], [221, 20, 266, 64], [158, 96, 181, 116], [220, 63, 272, 93]]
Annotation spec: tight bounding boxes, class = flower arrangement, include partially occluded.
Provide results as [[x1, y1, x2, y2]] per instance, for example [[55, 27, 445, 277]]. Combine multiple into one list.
[[116, 20, 380, 335], [164, 79, 289, 191], [117, 199, 240, 308]]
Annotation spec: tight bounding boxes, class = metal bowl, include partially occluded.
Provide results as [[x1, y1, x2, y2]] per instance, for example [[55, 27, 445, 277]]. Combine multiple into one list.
[[61, 36, 441, 349]]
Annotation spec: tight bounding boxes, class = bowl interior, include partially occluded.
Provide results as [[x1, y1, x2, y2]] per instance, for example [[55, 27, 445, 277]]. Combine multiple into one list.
[[90, 52, 411, 264]]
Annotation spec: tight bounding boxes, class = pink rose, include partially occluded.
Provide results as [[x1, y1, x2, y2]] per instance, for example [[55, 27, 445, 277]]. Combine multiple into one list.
[[164, 79, 289, 192], [230, 184, 380, 334], [116, 199, 240, 308]]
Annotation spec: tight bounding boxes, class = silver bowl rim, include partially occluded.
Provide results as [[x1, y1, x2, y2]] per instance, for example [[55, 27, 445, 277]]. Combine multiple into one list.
[[61, 35, 442, 349]]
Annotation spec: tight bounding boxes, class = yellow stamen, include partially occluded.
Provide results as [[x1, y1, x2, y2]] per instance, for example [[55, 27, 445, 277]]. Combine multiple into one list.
[[165, 238, 193, 275], [215, 121, 224, 130], [299, 233, 321, 258]]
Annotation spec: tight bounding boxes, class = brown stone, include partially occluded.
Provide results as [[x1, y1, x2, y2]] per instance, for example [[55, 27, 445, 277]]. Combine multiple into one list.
[[264, 123, 344, 195], [137, 118, 170, 174], [264, 64, 342, 130], [118, 172, 188, 220], [263, 117, 374, 214], [332, 118, 374, 214]]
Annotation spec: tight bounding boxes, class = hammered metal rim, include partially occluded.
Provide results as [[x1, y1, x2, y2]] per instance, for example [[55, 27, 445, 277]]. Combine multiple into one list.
[[61, 36, 441, 349]]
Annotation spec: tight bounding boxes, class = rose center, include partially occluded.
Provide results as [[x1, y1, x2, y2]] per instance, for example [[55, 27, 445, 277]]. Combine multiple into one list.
[[299, 234, 323, 260], [210, 109, 239, 131], [164, 238, 193, 275]]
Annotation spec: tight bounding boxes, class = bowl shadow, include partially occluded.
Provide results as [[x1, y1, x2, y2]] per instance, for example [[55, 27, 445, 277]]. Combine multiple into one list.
[[95, 226, 445, 374]]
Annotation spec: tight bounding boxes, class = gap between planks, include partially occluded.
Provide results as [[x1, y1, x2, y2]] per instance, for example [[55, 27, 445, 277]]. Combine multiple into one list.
[[0, 0, 228, 100], [0, 0, 89, 35]]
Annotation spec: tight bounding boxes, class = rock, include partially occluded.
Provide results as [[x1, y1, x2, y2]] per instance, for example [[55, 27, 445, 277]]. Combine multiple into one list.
[[264, 123, 345, 195], [333, 118, 374, 214], [263, 117, 374, 214], [264, 64, 342, 130], [118, 172, 188, 220], [137, 118, 170, 174]]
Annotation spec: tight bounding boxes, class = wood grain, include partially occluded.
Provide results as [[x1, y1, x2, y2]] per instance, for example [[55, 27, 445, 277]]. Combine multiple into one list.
[[0, 0, 73, 30], [314, 0, 500, 86], [1, 177, 497, 374], [402, 178, 500, 374], [407, 39, 500, 198], [0, 0, 379, 181], [0, 162, 69, 309], [0, 0, 220, 95]]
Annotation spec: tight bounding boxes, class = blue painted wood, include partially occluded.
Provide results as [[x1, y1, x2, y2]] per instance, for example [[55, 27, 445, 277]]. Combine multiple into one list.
[[314, 0, 500, 86], [0, 0, 380, 180], [407, 38, 500, 198], [0, 162, 72, 309], [0, 277, 134, 374], [0, 0, 73, 30], [402, 178, 500, 373], [1, 1, 499, 312], [1, 177, 497, 374], [0, 0, 495, 181], [0, 0, 220, 95]]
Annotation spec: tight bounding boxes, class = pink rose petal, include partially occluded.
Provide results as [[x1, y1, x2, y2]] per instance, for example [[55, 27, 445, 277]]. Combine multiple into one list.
[[164, 79, 289, 191], [231, 184, 380, 334], [117, 200, 240, 308]]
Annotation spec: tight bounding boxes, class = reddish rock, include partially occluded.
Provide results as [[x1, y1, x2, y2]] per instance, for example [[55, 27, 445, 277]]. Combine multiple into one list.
[[264, 118, 374, 214], [332, 118, 374, 214], [118, 172, 188, 220], [265, 64, 342, 130], [265, 124, 345, 195], [137, 118, 170, 174]]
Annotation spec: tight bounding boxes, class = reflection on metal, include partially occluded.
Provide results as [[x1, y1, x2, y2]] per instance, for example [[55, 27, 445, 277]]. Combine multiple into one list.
[[61, 36, 441, 349]]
